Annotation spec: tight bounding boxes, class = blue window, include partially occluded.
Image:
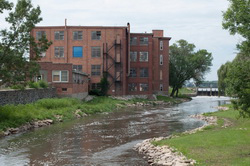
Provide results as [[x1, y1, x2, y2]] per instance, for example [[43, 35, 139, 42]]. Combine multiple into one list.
[[73, 46, 83, 58]]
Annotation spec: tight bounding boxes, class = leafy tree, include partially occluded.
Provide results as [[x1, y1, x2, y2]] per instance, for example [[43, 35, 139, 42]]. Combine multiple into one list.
[[0, 0, 51, 87], [100, 74, 109, 96], [217, 61, 231, 96], [221, 0, 250, 117], [169, 40, 213, 97], [222, 0, 250, 53]]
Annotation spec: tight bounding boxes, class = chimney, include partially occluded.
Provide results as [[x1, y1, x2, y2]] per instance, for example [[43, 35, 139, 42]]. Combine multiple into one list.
[[152, 30, 164, 37], [65, 18, 67, 28]]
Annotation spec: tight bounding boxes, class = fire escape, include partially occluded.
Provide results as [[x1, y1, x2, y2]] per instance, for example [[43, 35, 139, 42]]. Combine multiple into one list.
[[103, 35, 122, 95]]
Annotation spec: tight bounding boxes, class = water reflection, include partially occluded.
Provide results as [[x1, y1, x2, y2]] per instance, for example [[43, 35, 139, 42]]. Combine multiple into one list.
[[0, 96, 230, 166]]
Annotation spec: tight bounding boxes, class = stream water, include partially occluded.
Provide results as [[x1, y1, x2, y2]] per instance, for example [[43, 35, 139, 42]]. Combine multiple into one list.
[[0, 96, 230, 166]]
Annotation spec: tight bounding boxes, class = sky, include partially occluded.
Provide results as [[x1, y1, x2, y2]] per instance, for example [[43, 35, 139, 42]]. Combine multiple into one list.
[[1, 0, 241, 81]]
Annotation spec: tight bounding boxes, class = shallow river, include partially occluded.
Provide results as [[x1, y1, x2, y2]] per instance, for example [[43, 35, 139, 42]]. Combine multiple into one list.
[[0, 96, 230, 166]]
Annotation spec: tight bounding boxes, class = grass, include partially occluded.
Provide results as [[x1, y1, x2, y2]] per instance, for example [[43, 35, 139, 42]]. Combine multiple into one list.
[[0, 97, 127, 132], [153, 106, 250, 166]]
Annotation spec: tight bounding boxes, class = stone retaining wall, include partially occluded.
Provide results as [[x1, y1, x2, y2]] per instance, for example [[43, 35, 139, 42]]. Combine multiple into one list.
[[0, 88, 56, 105]]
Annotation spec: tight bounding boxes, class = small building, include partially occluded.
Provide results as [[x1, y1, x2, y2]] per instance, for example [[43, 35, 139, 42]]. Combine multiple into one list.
[[38, 62, 89, 98]]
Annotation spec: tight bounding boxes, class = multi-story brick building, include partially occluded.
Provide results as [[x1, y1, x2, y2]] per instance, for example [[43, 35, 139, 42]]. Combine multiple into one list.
[[31, 23, 171, 97]]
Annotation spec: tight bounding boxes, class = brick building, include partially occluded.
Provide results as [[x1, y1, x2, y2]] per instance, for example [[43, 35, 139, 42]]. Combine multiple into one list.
[[31, 23, 171, 96]]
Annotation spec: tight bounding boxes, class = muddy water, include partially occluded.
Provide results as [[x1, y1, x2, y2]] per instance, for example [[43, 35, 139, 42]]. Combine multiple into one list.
[[0, 96, 230, 166]]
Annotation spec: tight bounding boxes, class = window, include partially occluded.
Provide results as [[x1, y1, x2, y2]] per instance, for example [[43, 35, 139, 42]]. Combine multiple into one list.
[[62, 88, 67, 92], [91, 31, 101, 40], [160, 84, 163, 91], [40, 52, 46, 57], [140, 68, 148, 77], [91, 47, 101, 58], [130, 68, 137, 77], [139, 52, 148, 62], [73, 46, 83, 58], [73, 31, 83, 40], [55, 31, 64, 40], [128, 83, 137, 91], [91, 65, 101, 76], [160, 55, 163, 65], [91, 83, 101, 89], [139, 83, 148, 91], [160, 41, 163, 50], [73, 65, 82, 72], [36, 31, 46, 40], [130, 51, 137, 62], [52, 70, 68, 82], [140, 37, 148, 45], [160, 70, 163, 80], [55, 47, 64, 58], [130, 37, 137, 45]]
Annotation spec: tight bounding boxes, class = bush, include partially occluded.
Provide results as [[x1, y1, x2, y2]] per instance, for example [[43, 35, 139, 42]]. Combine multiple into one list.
[[28, 81, 39, 89], [10, 84, 25, 90], [89, 89, 102, 96], [38, 80, 48, 88]]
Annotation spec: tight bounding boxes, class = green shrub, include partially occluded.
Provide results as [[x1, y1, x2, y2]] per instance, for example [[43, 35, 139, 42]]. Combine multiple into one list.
[[89, 89, 102, 96], [38, 80, 48, 88], [28, 81, 39, 89], [10, 84, 25, 90]]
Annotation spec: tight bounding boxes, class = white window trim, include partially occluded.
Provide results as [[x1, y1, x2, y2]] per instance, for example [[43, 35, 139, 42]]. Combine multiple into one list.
[[52, 70, 69, 82], [160, 41, 163, 50], [160, 55, 163, 65]]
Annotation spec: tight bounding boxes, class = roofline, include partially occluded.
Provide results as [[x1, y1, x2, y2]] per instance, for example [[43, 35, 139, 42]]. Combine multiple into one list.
[[157, 37, 172, 40], [130, 33, 153, 35], [34, 25, 128, 29]]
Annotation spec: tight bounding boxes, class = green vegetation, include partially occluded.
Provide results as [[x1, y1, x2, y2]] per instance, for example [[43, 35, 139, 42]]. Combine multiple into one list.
[[218, 0, 250, 117], [0, 0, 52, 87], [153, 106, 250, 166], [169, 39, 212, 97], [0, 97, 127, 132]]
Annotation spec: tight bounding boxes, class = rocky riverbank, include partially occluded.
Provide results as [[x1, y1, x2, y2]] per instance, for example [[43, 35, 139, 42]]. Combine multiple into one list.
[[134, 113, 218, 166]]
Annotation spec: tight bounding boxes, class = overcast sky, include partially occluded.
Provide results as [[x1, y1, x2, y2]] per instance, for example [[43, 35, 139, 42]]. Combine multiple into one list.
[[1, 0, 241, 81]]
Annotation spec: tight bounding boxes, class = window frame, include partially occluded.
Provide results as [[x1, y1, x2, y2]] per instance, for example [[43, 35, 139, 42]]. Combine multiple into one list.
[[129, 68, 137, 77], [54, 46, 64, 58], [73, 31, 83, 40], [160, 41, 163, 50], [54, 31, 64, 40], [139, 52, 149, 62], [130, 37, 137, 45], [139, 83, 148, 91], [52, 70, 69, 82], [130, 51, 137, 62], [160, 84, 163, 91], [73, 65, 82, 72], [139, 37, 148, 45], [91, 31, 101, 40], [128, 83, 137, 92], [91, 65, 101, 76], [91, 46, 101, 58], [36, 31, 46, 40], [160, 55, 163, 65], [73, 46, 83, 58], [140, 68, 149, 78]]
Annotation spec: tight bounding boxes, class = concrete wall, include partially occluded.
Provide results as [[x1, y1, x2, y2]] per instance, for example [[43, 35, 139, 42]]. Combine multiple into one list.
[[0, 88, 56, 106]]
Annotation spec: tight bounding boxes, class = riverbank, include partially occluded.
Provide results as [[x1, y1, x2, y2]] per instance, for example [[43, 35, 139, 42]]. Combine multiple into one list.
[[0, 96, 190, 138], [137, 105, 250, 166]]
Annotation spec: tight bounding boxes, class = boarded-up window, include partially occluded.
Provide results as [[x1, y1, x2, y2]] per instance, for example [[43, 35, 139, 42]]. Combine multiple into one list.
[[73, 46, 83, 57], [91, 47, 101, 58], [160, 70, 163, 80], [55, 47, 64, 58], [73, 31, 83, 40], [91, 31, 101, 40], [91, 65, 101, 76], [55, 31, 64, 40]]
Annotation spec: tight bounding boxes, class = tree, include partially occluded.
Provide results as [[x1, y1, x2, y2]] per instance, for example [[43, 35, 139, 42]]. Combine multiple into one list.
[[217, 61, 231, 96], [221, 0, 250, 117], [99, 74, 109, 96], [0, 0, 51, 87], [169, 40, 213, 97], [222, 0, 250, 53]]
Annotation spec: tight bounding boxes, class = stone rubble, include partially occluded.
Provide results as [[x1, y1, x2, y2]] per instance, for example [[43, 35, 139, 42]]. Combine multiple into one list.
[[134, 113, 218, 166]]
